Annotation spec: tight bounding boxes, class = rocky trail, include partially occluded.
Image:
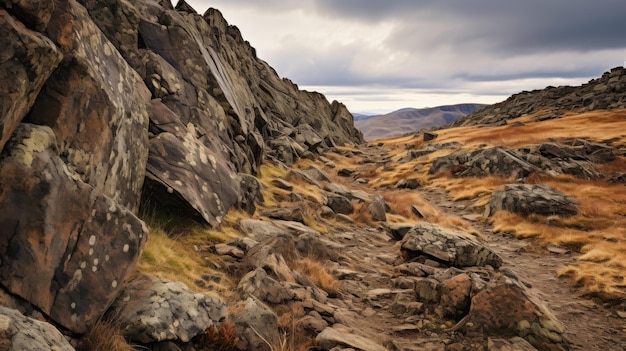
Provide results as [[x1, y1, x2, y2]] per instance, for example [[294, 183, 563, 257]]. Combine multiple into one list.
[[293, 144, 626, 351]]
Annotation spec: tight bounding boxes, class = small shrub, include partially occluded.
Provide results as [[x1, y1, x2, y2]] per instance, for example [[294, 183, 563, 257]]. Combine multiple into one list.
[[199, 322, 239, 351]]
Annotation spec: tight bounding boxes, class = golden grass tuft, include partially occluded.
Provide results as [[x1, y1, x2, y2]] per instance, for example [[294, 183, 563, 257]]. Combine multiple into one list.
[[383, 190, 439, 220], [295, 258, 341, 296], [82, 320, 135, 351]]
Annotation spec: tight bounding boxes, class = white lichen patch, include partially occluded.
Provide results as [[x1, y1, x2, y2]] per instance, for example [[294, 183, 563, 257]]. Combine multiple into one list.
[[9, 125, 57, 168]]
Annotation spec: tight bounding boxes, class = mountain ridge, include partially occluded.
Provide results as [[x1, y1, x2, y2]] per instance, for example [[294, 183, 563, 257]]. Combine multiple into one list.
[[355, 103, 487, 141]]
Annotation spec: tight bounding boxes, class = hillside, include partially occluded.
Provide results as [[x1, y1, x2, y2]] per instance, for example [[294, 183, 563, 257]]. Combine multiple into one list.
[[1, 1, 626, 351], [449, 67, 626, 127], [355, 103, 487, 141]]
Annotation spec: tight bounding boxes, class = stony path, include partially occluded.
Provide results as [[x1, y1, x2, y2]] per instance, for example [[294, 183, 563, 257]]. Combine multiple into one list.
[[319, 144, 626, 351], [418, 186, 626, 351]]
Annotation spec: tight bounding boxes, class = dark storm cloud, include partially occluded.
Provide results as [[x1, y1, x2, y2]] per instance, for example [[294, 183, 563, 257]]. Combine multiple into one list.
[[312, 1, 626, 54]]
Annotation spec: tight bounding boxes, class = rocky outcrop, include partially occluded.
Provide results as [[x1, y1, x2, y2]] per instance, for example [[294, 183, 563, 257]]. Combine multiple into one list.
[[450, 66, 626, 127], [0, 0, 362, 339], [430, 140, 613, 180], [487, 184, 578, 218]]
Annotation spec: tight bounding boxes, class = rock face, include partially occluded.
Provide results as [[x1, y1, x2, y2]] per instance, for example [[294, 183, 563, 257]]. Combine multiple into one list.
[[488, 184, 578, 218], [0, 0, 362, 338], [0, 124, 148, 334], [450, 66, 626, 127]]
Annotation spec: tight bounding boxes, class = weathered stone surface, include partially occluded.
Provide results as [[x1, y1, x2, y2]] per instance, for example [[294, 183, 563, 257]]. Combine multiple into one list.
[[316, 327, 387, 351], [261, 206, 304, 223], [439, 274, 472, 319], [238, 173, 263, 215], [0, 0, 55, 32], [401, 222, 502, 268], [143, 122, 240, 227], [111, 273, 227, 343], [0, 306, 75, 351], [30, 0, 150, 212], [367, 195, 388, 222], [396, 178, 421, 189], [488, 184, 578, 218], [0, 124, 147, 334], [229, 297, 279, 351], [430, 142, 606, 180], [326, 193, 354, 215], [0, 9, 62, 153], [430, 147, 537, 178], [462, 273, 567, 351]]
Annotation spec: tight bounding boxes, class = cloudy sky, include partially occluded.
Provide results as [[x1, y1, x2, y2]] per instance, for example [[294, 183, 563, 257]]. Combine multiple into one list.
[[184, 1, 626, 114]]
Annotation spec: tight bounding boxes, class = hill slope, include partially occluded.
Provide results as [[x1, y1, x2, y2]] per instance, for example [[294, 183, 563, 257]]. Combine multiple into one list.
[[450, 67, 626, 127], [355, 103, 487, 141]]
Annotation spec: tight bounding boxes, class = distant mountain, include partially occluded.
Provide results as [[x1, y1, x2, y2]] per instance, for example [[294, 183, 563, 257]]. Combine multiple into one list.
[[448, 67, 626, 128], [354, 103, 488, 141]]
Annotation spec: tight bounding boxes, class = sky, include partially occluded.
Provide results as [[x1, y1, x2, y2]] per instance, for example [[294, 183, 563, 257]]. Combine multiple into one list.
[[183, 1, 626, 114]]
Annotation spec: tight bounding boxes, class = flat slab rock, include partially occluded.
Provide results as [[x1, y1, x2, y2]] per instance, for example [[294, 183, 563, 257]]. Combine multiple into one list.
[[400, 222, 502, 268]]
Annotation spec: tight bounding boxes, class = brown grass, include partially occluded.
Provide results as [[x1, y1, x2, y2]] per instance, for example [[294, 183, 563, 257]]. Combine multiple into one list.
[[431, 109, 626, 148], [295, 258, 341, 296], [383, 190, 440, 220], [82, 320, 135, 351], [371, 109, 626, 300]]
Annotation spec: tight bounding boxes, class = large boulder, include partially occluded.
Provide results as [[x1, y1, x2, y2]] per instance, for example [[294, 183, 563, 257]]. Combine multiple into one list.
[[111, 273, 227, 343], [462, 273, 567, 351], [0, 124, 148, 334], [0, 306, 75, 351], [487, 184, 578, 218], [400, 222, 502, 269], [0, 8, 62, 153]]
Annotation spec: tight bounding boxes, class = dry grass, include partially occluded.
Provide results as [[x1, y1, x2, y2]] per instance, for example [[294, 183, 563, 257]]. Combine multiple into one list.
[[432, 109, 626, 149], [137, 209, 250, 299], [372, 109, 626, 300], [275, 303, 318, 351], [295, 258, 341, 296], [383, 190, 440, 220], [82, 320, 135, 351], [430, 174, 513, 204], [487, 174, 626, 299]]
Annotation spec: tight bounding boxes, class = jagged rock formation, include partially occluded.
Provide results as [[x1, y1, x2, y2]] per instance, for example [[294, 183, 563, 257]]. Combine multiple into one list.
[[450, 67, 626, 127], [429, 140, 615, 180], [487, 184, 578, 218], [0, 0, 361, 340]]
